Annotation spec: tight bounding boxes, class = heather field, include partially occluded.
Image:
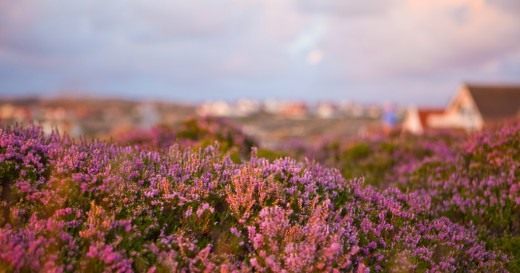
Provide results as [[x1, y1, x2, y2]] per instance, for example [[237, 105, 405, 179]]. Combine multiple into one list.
[[2, 0, 520, 272], [1, 121, 519, 272]]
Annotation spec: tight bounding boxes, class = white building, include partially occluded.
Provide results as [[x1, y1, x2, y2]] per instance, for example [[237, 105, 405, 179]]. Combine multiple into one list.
[[403, 84, 520, 134], [430, 84, 520, 131], [315, 102, 338, 119], [197, 101, 233, 117]]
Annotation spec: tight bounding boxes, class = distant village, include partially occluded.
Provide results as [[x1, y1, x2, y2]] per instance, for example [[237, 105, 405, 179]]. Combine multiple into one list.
[[197, 99, 392, 120], [1, 84, 519, 143], [0, 97, 397, 135]]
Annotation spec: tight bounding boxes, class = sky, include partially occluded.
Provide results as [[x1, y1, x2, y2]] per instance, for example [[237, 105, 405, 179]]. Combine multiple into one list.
[[0, 0, 519, 106]]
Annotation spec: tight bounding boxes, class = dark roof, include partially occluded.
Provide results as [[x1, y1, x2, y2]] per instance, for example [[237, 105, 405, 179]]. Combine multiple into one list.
[[466, 84, 520, 121]]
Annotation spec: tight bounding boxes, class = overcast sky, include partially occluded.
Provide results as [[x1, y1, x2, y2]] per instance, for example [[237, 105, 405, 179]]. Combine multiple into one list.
[[0, 0, 519, 105]]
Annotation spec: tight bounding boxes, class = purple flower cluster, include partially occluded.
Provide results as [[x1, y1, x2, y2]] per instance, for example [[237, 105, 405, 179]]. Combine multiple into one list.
[[403, 122, 520, 270], [0, 125, 510, 272], [280, 120, 520, 271]]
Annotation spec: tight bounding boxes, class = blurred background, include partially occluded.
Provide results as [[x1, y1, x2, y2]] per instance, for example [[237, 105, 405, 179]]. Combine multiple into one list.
[[1, 0, 519, 147]]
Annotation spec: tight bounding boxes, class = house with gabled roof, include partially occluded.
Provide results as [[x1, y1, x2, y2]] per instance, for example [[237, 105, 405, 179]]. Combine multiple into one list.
[[429, 84, 520, 131], [403, 83, 520, 134]]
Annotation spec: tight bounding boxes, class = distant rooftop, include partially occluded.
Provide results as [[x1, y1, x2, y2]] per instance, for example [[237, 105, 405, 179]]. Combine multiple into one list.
[[465, 84, 520, 121]]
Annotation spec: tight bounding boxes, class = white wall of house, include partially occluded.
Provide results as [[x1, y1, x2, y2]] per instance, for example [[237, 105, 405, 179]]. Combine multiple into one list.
[[402, 107, 424, 134], [429, 86, 484, 131]]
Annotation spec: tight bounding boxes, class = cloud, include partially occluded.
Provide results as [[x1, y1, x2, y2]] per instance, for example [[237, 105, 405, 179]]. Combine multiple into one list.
[[297, 0, 398, 16], [306, 49, 324, 65], [0, 0, 519, 104], [490, 0, 520, 12], [321, 0, 520, 78]]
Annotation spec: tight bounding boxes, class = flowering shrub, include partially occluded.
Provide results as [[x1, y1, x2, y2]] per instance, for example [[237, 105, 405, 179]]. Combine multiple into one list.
[[281, 132, 460, 188], [0, 125, 507, 272], [112, 117, 256, 160], [281, 121, 520, 271], [402, 122, 520, 271]]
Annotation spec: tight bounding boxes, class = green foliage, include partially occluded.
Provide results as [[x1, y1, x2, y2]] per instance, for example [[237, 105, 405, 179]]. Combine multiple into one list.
[[339, 142, 395, 187], [255, 148, 287, 162]]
